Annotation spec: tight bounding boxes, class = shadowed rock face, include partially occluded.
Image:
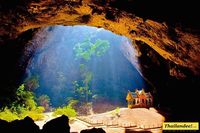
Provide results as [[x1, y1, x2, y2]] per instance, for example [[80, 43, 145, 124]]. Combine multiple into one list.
[[80, 128, 106, 133], [0, 0, 199, 121], [0, 115, 70, 133], [0, 116, 40, 133], [0, 0, 199, 76], [41, 115, 70, 133]]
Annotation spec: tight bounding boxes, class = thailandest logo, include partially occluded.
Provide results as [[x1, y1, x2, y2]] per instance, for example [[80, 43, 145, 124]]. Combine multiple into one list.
[[163, 122, 199, 130]]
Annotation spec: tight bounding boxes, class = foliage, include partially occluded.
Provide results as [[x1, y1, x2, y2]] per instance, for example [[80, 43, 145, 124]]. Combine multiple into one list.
[[19, 106, 45, 121], [93, 39, 110, 56], [111, 107, 120, 117], [0, 106, 45, 122], [73, 38, 110, 61], [24, 75, 40, 91], [24, 110, 44, 121], [73, 38, 93, 61], [25, 98, 37, 111], [35, 106, 45, 113], [72, 64, 94, 103], [11, 84, 37, 113], [115, 107, 120, 114], [71, 34, 110, 108], [72, 80, 92, 103], [52, 105, 77, 118], [0, 84, 45, 122], [0, 108, 19, 122], [37, 95, 51, 111]]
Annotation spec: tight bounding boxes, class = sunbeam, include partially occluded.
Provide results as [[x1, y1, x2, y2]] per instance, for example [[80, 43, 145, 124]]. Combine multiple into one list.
[[24, 25, 147, 112]]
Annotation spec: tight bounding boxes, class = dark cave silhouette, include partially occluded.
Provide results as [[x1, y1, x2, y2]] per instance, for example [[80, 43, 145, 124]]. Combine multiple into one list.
[[0, 115, 106, 133]]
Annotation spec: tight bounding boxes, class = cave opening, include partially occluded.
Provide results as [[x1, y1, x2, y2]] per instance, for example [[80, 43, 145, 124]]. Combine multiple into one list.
[[22, 25, 150, 114], [1, 24, 198, 132], [1, 25, 170, 131], [0, 25, 165, 131], [1, 23, 198, 127]]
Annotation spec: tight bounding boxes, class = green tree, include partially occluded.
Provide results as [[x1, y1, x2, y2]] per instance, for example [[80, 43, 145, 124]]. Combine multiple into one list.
[[72, 36, 110, 106], [11, 84, 37, 112], [73, 38, 110, 61]]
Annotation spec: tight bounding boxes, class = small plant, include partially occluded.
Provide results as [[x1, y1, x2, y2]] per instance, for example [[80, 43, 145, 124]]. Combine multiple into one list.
[[0, 106, 45, 122], [115, 107, 120, 115], [20, 107, 45, 121], [52, 105, 77, 118], [20, 106, 45, 121], [111, 107, 120, 118], [0, 108, 19, 122]]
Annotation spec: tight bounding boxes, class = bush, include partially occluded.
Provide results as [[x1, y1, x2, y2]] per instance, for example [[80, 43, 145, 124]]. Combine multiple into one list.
[[0, 106, 45, 122], [25, 110, 44, 121], [0, 84, 45, 122], [0, 108, 19, 122], [52, 106, 77, 118], [25, 98, 37, 111], [111, 107, 120, 117], [19, 106, 45, 121], [12, 84, 37, 112], [35, 106, 45, 113]]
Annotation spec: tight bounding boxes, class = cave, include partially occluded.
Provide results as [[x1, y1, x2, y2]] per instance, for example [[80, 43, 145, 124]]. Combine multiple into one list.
[[0, 0, 199, 132], [23, 25, 148, 111]]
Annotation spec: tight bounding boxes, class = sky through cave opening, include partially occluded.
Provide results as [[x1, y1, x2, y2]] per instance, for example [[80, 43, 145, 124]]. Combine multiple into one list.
[[23, 25, 147, 113]]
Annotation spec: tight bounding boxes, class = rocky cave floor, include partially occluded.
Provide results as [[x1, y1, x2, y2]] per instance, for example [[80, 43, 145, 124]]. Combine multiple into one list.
[[35, 108, 164, 133]]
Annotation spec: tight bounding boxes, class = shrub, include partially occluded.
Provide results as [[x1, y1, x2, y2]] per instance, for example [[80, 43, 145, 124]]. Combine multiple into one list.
[[0, 108, 19, 122], [111, 107, 120, 117], [18, 106, 45, 121], [52, 106, 77, 118], [13, 84, 37, 112], [25, 110, 44, 121], [0, 83, 45, 122], [0, 106, 45, 122], [25, 98, 37, 111], [35, 106, 45, 113]]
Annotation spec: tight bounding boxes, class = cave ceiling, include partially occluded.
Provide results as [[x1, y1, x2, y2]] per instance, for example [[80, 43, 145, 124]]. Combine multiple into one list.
[[0, 0, 200, 78]]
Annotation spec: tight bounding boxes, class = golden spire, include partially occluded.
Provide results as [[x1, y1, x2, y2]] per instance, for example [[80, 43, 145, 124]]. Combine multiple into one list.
[[126, 90, 133, 101]]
